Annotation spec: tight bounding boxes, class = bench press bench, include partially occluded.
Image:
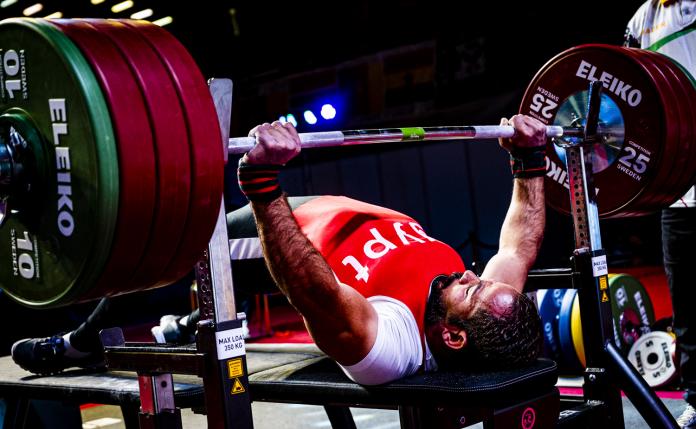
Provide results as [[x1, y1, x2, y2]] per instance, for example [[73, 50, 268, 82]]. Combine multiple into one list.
[[0, 344, 560, 429]]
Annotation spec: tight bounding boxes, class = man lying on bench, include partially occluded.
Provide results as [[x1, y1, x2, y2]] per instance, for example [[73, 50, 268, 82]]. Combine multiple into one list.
[[12, 114, 546, 385]]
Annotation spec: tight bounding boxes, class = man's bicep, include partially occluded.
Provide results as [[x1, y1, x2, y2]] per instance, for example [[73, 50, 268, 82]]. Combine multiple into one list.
[[302, 281, 379, 366]]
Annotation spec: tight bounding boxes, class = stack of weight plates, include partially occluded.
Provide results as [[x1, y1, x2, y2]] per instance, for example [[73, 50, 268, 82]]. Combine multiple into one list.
[[0, 18, 224, 307], [537, 274, 656, 374], [520, 44, 696, 218]]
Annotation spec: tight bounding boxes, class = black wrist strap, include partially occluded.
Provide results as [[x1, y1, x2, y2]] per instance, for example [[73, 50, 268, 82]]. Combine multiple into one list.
[[509, 146, 547, 179], [237, 160, 283, 202]]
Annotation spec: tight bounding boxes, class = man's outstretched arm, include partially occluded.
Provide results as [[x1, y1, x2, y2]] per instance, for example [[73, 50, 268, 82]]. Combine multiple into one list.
[[482, 115, 547, 293], [242, 122, 377, 365]]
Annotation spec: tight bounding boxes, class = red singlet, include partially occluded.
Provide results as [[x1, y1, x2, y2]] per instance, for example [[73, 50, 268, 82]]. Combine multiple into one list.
[[293, 196, 465, 338]]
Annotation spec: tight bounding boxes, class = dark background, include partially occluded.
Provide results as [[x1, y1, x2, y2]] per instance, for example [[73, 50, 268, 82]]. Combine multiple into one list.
[[0, 0, 664, 351]]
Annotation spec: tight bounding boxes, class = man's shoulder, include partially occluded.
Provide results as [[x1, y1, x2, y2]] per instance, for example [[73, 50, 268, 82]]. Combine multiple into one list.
[[626, 0, 657, 33]]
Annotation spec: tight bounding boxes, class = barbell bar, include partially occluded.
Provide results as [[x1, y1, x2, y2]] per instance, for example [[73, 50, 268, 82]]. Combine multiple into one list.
[[227, 125, 605, 154]]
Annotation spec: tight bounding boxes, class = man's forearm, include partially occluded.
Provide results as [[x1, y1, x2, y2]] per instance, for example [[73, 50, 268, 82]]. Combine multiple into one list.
[[498, 177, 545, 268]]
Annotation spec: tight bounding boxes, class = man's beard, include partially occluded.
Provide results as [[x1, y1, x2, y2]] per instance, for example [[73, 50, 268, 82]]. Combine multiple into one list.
[[425, 272, 461, 326]]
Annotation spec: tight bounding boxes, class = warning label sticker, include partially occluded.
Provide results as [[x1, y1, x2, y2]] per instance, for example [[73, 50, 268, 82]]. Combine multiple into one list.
[[216, 327, 246, 360], [602, 291, 609, 303], [227, 358, 244, 378], [231, 378, 245, 394], [599, 276, 608, 290]]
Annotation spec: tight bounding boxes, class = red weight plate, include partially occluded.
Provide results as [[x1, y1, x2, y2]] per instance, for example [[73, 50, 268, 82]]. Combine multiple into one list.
[[617, 47, 682, 214], [520, 44, 668, 218], [636, 49, 691, 211], [667, 56, 696, 202], [48, 19, 158, 299], [647, 51, 696, 208], [123, 20, 224, 286], [620, 48, 692, 214], [85, 19, 192, 294]]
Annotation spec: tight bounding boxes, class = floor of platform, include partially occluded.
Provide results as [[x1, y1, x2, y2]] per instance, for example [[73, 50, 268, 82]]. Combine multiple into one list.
[[75, 396, 688, 429]]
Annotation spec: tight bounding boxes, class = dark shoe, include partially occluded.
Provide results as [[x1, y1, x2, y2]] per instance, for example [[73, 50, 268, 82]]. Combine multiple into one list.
[[678, 404, 696, 428], [11, 335, 105, 375], [151, 315, 196, 344]]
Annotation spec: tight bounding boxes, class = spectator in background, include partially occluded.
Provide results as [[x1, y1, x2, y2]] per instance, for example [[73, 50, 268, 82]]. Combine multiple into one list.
[[625, 1, 696, 427]]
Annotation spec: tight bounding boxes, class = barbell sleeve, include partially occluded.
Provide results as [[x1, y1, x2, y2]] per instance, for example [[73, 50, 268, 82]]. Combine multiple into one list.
[[227, 125, 585, 154]]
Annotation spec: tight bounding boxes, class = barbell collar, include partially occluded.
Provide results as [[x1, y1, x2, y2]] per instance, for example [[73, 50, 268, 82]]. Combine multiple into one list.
[[583, 81, 603, 143], [226, 125, 592, 154], [0, 121, 31, 216]]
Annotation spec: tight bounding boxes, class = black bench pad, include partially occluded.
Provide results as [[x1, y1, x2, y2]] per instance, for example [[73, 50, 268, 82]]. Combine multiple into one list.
[[0, 345, 558, 409], [250, 356, 558, 407]]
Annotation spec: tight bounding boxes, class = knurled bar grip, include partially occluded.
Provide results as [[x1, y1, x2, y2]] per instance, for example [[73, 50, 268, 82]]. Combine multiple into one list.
[[227, 125, 580, 154]]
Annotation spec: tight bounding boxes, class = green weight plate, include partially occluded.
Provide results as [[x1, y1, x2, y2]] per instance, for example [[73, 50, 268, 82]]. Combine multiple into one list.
[[0, 18, 118, 307], [608, 273, 655, 354]]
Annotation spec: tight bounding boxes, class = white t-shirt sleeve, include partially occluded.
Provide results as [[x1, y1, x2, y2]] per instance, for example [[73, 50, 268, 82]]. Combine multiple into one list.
[[338, 296, 423, 385]]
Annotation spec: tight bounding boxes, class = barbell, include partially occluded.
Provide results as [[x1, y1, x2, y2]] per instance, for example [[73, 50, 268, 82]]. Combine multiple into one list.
[[228, 124, 588, 151], [0, 18, 693, 307]]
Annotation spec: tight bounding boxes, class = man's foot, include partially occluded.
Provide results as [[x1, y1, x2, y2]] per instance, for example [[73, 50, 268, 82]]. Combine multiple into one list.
[[678, 404, 696, 428], [151, 314, 249, 344], [151, 314, 196, 344], [11, 335, 105, 375]]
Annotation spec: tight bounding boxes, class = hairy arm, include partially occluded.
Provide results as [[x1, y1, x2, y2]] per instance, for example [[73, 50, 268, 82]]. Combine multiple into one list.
[[482, 177, 544, 292], [482, 115, 546, 292], [250, 195, 378, 365]]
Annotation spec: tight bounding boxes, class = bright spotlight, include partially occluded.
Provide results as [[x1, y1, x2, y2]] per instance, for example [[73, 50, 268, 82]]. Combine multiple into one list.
[[111, 0, 133, 13], [22, 3, 43, 16], [152, 16, 173, 26], [130, 8, 153, 19], [320, 104, 336, 120], [286, 114, 298, 127], [303, 110, 317, 125]]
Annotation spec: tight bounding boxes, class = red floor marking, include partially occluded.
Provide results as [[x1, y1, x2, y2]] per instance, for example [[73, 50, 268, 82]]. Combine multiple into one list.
[[655, 390, 685, 400], [79, 403, 101, 410], [559, 386, 684, 400]]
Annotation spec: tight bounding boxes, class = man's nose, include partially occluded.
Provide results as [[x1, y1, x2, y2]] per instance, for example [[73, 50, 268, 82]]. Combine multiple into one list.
[[459, 270, 479, 284]]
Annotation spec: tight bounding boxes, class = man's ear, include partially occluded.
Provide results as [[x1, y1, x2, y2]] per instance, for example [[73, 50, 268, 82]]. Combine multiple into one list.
[[441, 325, 467, 350]]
